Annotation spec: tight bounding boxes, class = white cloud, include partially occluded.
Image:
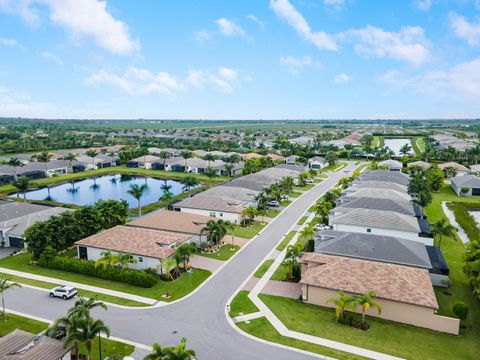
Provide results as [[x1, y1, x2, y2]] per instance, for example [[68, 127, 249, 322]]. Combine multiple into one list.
[[247, 14, 265, 30], [42, 51, 63, 65], [269, 0, 338, 51], [378, 58, 480, 100], [194, 29, 213, 44], [324, 0, 346, 11], [334, 73, 351, 83], [0, 37, 17, 46], [215, 18, 245, 37], [450, 12, 480, 46], [280, 55, 315, 74], [345, 25, 430, 65], [0, 0, 139, 54], [413, 0, 432, 11], [0, 85, 57, 117], [86, 66, 246, 95]]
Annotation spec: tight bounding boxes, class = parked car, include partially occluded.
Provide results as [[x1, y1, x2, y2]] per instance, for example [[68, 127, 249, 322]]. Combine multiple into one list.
[[267, 200, 280, 207], [313, 224, 324, 231], [306, 178, 314, 184], [49, 285, 77, 300]]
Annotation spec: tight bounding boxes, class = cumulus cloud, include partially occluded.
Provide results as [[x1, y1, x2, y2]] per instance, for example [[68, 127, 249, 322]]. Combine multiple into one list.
[[378, 58, 480, 100], [215, 18, 245, 37], [247, 14, 265, 30], [193, 29, 213, 44], [42, 51, 63, 65], [269, 0, 338, 51], [334, 73, 351, 83], [413, 0, 432, 11], [86, 66, 246, 95], [344, 25, 430, 65], [450, 12, 480, 46], [280, 55, 315, 74], [0, 0, 139, 54]]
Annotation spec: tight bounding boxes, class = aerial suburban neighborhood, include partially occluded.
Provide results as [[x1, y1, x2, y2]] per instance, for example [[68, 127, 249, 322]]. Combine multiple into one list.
[[1, 1, 480, 360]]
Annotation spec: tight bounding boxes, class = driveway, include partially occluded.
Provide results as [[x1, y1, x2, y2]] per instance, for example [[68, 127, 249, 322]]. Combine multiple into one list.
[[0, 247, 19, 259], [6, 164, 357, 360]]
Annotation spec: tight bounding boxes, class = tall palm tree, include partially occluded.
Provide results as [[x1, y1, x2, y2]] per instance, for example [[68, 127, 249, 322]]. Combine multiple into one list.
[[201, 219, 229, 245], [282, 244, 301, 279], [159, 189, 174, 204], [66, 316, 110, 360], [143, 343, 167, 360], [412, 190, 432, 218], [128, 183, 147, 217], [85, 149, 98, 169], [163, 337, 196, 360], [204, 167, 218, 188], [299, 226, 314, 243], [224, 163, 234, 178], [180, 150, 193, 172], [158, 151, 171, 170], [11, 176, 30, 202], [0, 277, 21, 321], [65, 153, 77, 173], [7, 157, 23, 180], [180, 175, 198, 191], [242, 206, 258, 225], [326, 291, 355, 322], [158, 257, 176, 280], [33, 151, 52, 176], [354, 291, 382, 325], [68, 297, 107, 319], [431, 218, 456, 249], [203, 153, 217, 167], [94, 250, 118, 269]]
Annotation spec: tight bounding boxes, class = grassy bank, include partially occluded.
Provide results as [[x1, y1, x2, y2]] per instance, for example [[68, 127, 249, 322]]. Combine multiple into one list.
[[0, 313, 48, 336], [254, 259, 274, 278], [276, 231, 297, 251], [229, 290, 259, 317], [447, 201, 480, 242]]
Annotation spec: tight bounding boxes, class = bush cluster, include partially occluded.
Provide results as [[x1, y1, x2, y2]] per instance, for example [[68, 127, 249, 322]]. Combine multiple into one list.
[[39, 256, 157, 288]]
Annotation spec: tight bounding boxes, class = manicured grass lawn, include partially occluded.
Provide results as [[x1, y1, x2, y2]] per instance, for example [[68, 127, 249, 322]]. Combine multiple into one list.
[[254, 259, 274, 278], [321, 162, 347, 172], [198, 244, 239, 261], [0, 254, 211, 302], [297, 216, 308, 225], [424, 185, 480, 340], [372, 136, 384, 148], [259, 294, 479, 360], [0, 313, 48, 336], [293, 184, 314, 191], [0, 166, 226, 195], [0, 271, 149, 307], [229, 290, 259, 317], [234, 221, 266, 239], [266, 209, 280, 218], [77, 337, 134, 360], [237, 317, 366, 360], [276, 231, 297, 251], [289, 191, 302, 198], [412, 136, 426, 155], [280, 199, 292, 207], [270, 263, 289, 281]]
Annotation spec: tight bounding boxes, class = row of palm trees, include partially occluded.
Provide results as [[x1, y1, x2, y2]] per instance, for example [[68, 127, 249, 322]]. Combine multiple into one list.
[[327, 290, 381, 325]]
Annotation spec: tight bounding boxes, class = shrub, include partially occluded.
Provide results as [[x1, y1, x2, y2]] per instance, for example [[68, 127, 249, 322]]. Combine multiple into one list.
[[452, 301, 469, 321], [39, 256, 157, 288], [305, 239, 315, 252]]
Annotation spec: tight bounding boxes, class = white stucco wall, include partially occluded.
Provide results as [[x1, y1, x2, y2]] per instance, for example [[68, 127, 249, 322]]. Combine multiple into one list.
[[178, 207, 242, 224]]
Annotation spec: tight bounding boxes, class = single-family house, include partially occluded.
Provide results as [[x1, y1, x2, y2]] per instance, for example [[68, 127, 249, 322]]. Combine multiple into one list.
[[451, 175, 480, 196], [438, 162, 469, 177], [358, 170, 410, 186], [284, 155, 300, 165], [308, 156, 325, 170], [173, 195, 247, 223], [126, 155, 161, 169], [379, 159, 403, 171], [300, 253, 459, 335], [407, 161, 431, 172]]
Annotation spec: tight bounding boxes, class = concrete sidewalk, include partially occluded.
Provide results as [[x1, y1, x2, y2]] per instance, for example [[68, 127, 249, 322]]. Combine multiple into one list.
[[0, 267, 157, 305]]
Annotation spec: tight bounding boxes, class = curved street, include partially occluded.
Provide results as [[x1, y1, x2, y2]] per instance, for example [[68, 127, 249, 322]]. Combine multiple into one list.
[[6, 164, 356, 360]]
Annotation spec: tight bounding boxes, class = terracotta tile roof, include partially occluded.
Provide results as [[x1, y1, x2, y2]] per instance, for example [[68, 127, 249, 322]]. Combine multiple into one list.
[[75, 225, 191, 259], [438, 162, 469, 172], [128, 210, 215, 235], [300, 253, 438, 309]]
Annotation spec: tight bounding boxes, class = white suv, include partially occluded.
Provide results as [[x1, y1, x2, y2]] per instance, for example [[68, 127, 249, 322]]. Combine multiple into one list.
[[49, 285, 77, 300]]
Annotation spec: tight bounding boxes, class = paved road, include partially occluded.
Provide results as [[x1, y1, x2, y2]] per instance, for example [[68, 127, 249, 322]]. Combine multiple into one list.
[[7, 164, 357, 360]]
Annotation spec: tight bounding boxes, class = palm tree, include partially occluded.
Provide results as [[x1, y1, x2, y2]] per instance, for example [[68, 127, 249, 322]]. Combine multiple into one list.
[[116, 253, 137, 269], [224, 163, 234, 178], [180, 175, 199, 191], [158, 151, 171, 170], [144, 343, 167, 360], [65, 153, 77, 173], [354, 291, 382, 325], [68, 297, 107, 319], [163, 337, 196, 360], [11, 176, 30, 202], [180, 150, 193, 172], [204, 167, 218, 188], [159, 189, 174, 204], [7, 157, 23, 180], [203, 153, 217, 167], [176, 243, 198, 269], [400, 143, 412, 158], [412, 190, 432, 218], [326, 291, 355, 322], [66, 316, 110, 360], [128, 183, 147, 217], [201, 219, 229, 245], [431, 218, 456, 249], [33, 151, 52, 176], [299, 226, 314, 243], [0, 277, 21, 321], [242, 206, 258, 226], [159, 257, 176, 280], [282, 244, 301, 280], [161, 182, 172, 192], [94, 250, 118, 269], [85, 149, 98, 169]]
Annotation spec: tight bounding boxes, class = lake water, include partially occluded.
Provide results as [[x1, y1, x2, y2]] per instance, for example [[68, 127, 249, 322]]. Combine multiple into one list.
[[384, 138, 413, 156], [14, 174, 195, 208]]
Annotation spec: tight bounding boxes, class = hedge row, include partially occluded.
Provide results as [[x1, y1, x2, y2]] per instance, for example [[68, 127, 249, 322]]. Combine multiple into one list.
[[39, 256, 157, 288]]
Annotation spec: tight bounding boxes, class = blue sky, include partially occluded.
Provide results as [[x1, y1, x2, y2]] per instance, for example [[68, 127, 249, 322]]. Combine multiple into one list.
[[0, 0, 479, 119]]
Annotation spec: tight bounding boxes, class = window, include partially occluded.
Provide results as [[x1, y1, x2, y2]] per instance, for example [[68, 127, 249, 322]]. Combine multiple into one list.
[[219, 213, 223, 217], [209, 212, 216, 217], [366, 228, 371, 233], [138, 257, 143, 263]]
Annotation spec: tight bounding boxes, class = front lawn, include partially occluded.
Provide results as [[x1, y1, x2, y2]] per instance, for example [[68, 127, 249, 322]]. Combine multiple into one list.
[[229, 290, 259, 317], [237, 317, 365, 360], [198, 244, 239, 261], [254, 259, 274, 278], [266, 209, 280, 218], [0, 253, 211, 302], [0, 271, 149, 307], [293, 184, 315, 191], [259, 294, 479, 360], [270, 263, 289, 281], [289, 191, 302, 198], [276, 231, 297, 251], [77, 336, 134, 360], [0, 313, 48, 336], [234, 221, 266, 239]]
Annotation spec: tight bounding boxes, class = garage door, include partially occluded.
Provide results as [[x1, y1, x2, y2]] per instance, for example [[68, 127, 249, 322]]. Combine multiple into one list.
[[472, 188, 480, 196], [8, 236, 25, 248]]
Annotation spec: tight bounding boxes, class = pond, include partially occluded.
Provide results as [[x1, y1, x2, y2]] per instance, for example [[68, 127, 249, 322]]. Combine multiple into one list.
[[13, 174, 196, 208], [384, 138, 413, 156]]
